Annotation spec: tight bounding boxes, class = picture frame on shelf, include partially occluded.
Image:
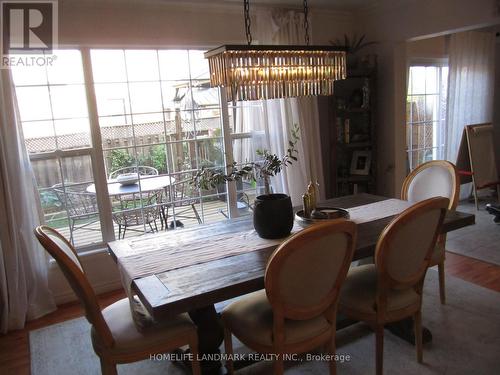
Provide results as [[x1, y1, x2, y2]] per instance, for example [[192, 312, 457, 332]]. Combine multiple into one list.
[[350, 150, 371, 175]]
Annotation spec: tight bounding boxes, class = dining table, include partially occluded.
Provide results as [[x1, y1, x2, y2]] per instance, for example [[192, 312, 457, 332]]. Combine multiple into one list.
[[107, 193, 475, 374]]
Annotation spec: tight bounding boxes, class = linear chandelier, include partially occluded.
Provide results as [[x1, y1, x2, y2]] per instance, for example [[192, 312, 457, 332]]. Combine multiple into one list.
[[204, 0, 347, 102]]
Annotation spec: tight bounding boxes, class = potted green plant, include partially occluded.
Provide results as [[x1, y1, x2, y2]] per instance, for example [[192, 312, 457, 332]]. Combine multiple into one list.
[[192, 125, 300, 239], [330, 34, 377, 70]]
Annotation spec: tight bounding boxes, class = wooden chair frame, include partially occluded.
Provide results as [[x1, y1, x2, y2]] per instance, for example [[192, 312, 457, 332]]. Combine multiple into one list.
[[34, 225, 200, 375], [339, 197, 448, 375], [401, 160, 459, 304], [224, 220, 357, 375]]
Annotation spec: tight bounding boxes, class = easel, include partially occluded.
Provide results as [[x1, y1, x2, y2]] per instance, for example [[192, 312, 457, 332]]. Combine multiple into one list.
[[456, 123, 500, 209]]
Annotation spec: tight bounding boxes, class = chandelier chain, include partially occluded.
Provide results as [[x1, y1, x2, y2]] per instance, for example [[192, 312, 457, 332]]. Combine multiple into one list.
[[303, 0, 310, 45], [244, 0, 252, 45]]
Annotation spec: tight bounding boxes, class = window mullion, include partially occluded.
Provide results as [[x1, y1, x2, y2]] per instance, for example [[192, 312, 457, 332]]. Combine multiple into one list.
[[220, 89, 238, 218], [81, 48, 115, 243]]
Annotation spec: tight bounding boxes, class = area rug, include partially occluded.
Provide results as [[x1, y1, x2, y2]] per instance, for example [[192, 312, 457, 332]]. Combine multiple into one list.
[[446, 199, 500, 266], [30, 271, 500, 375]]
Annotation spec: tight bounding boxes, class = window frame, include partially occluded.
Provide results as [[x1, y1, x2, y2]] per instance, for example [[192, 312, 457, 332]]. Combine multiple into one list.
[[14, 46, 253, 253], [406, 58, 449, 172]]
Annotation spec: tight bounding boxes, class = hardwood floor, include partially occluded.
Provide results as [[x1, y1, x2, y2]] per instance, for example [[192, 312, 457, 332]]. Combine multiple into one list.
[[445, 252, 500, 293], [1, 252, 499, 375], [0, 289, 125, 375]]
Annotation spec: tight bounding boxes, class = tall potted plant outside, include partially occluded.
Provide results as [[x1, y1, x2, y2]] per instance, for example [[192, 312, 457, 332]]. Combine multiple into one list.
[[192, 125, 300, 239]]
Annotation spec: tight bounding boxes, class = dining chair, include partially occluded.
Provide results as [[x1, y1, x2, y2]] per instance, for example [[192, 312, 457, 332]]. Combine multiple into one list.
[[52, 182, 100, 245], [401, 160, 459, 304], [34, 226, 200, 375], [112, 189, 164, 239], [163, 173, 202, 228], [108, 166, 158, 179], [339, 197, 449, 375], [222, 220, 357, 375]]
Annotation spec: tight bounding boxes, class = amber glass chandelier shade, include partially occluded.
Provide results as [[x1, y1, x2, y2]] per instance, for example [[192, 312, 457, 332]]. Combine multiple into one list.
[[204, 45, 347, 101]]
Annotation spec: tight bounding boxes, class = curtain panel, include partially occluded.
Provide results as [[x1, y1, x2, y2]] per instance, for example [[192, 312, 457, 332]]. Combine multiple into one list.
[[0, 70, 56, 333], [446, 31, 496, 163], [248, 8, 326, 205]]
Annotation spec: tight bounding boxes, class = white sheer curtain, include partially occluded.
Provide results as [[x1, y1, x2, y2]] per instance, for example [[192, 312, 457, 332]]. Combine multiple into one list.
[[0, 70, 56, 333], [446, 31, 496, 162], [237, 8, 325, 206]]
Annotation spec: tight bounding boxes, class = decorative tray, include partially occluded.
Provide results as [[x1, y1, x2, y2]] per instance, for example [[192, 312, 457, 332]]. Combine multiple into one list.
[[295, 206, 350, 227]]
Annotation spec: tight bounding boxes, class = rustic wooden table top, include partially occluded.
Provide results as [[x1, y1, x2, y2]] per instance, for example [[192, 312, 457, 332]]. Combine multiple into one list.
[[108, 193, 475, 319]]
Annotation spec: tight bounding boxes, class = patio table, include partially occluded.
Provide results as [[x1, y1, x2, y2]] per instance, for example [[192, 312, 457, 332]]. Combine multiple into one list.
[[86, 175, 174, 196]]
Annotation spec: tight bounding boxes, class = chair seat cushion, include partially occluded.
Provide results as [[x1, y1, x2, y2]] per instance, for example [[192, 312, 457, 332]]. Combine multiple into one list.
[[92, 298, 196, 355], [339, 265, 420, 316], [222, 290, 331, 347]]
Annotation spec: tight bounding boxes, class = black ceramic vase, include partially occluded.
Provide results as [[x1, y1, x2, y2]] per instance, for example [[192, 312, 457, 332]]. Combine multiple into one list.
[[253, 193, 294, 239]]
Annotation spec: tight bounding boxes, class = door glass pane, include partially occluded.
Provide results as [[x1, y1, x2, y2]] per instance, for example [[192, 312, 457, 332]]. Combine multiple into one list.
[[125, 50, 160, 82], [47, 50, 85, 84], [158, 50, 190, 80], [54, 119, 91, 149], [406, 64, 448, 171], [91, 50, 127, 83], [94, 83, 132, 117], [50, 85, 88, 119], [32, 155, 102, 249], [12, 49, 102, 251], [16, 86, 52, 121], [92, 48, 227, 238]]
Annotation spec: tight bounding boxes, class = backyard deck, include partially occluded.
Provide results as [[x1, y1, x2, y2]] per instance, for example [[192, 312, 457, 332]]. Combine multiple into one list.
[[58, 198, 253, 249]]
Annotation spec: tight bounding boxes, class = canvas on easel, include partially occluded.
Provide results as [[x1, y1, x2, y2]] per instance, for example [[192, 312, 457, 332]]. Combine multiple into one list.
[[456, 123, 500, 209]]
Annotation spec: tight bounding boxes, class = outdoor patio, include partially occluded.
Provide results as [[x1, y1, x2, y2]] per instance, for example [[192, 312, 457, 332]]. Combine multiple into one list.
[[57, 197, 253, 249]]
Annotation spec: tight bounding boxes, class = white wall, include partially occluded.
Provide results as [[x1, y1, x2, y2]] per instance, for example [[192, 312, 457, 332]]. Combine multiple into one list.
[[58, 0, 352, 48], [353, 0, 500, 197], [407, 35, 447, 60]]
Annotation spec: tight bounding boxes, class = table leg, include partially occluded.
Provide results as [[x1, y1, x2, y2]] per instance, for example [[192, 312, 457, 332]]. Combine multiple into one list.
[[189, 305, 224, 375]]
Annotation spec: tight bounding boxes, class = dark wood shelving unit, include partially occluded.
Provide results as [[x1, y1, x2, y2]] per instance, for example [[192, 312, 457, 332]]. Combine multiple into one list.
[[318, 65, 377, 198]]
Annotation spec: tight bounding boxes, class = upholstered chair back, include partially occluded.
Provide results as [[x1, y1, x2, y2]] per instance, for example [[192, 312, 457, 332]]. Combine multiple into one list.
[[265, 220, 357, 321], [375, 197, 448, 291], [402, 160, 459, 210], [34, 226, 114, 347]]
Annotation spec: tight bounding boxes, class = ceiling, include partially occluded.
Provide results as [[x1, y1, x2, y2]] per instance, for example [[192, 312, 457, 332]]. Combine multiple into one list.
[[216, 0, 376, 9], [163, 0, 379, 11]]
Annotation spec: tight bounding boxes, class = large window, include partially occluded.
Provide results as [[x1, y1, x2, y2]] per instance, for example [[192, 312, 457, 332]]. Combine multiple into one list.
[[11, 48, 260, 252], [406, 62, 448, 170]]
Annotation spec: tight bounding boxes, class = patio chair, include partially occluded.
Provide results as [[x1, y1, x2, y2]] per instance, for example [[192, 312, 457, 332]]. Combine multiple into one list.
[[108, 166, 158, 179], [217, 179, 253, 219], [112, 189, 164, 239], [163, 173, 202, 228], [52, 182, 100, 245]]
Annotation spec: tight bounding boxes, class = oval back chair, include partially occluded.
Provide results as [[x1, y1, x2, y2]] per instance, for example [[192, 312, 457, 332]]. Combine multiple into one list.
[[34, 226, 200, 375], [401, 160, 459, 303], [401, 160, 459, 210], [222, 220, 357, 375], [339, 197, 449, 375]]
